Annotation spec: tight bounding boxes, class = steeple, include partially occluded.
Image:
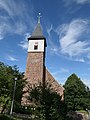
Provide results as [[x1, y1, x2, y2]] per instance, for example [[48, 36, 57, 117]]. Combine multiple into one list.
[[28, 13, 46, 46], [28, 13, 45, 39], [31, 23, 43, 38]]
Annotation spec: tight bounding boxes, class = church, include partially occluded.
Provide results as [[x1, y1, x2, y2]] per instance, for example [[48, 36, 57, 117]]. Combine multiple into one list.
[[22, 16, 64, 105]]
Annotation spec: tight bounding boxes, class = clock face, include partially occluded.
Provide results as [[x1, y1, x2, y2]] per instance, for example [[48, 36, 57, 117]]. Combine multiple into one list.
[[28, 39, 44, 52]]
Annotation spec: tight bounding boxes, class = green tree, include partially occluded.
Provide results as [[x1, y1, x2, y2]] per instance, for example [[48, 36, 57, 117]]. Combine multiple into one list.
[[64, 73, 89, 111], [85, 86, 90, 110], [0, 62, 26, 113], [28, 84, 67, 120]]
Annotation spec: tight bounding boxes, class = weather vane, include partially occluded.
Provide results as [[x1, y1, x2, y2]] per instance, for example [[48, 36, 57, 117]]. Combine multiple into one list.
[[38, 13, 42, 23]]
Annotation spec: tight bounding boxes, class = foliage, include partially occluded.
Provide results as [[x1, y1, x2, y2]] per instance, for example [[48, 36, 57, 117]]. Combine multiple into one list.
[[28, 84, 67, 120], [64, 73, 90, 111], [14, 103, 32, 115], [0, 114, 19, 120], [0, 114, 26, 120], [85, 86, 90, 110], [0, 62, 26, 114]]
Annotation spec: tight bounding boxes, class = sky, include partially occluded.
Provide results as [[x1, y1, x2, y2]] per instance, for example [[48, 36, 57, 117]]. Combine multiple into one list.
[[0, 0, 90, 87]]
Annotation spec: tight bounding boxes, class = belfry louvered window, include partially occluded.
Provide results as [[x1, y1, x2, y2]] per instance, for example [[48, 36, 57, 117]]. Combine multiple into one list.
[[34, 42, 38, 50]]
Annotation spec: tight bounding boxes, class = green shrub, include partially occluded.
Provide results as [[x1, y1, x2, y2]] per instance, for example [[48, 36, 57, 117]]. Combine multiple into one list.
[[14, 102, 32, 115], [0, 114, 13, 120]]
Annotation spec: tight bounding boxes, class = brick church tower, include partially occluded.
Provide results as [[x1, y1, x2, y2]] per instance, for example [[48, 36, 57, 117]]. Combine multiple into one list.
[[22, 16, 64, 105], [25, 17, 46, 86]]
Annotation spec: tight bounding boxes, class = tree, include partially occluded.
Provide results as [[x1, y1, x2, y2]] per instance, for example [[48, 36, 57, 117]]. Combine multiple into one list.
[[64, 73, 90, 111], [85, 86, 90, 110], [0, 62, 26, 113], [28, 84, 67, 120]]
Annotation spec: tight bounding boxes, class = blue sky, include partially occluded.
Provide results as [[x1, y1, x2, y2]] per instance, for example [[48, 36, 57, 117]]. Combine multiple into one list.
[[0, 0, 90, 87]]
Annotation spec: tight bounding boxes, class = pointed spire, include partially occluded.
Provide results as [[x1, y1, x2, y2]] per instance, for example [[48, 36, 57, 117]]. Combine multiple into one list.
[[28, 13, 47, 46], [29, 13, 44, 38], [38, 13, 42, 24]]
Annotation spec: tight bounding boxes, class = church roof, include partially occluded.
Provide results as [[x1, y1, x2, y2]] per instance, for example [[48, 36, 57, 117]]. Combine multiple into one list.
[[28, 22, 45, 40], [28, 14, 47, 46], [31, 23, 43, 37]]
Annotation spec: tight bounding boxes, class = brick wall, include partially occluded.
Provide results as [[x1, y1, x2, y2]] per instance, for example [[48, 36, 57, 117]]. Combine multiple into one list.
[[22, 52, 44, 105], [22, 52, 64, 105], [45, 69, 64, 100], [25, 52, 44, 84]]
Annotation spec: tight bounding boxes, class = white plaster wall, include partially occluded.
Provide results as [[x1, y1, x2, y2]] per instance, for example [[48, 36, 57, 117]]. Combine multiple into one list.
[[28, 39, 44, 52]]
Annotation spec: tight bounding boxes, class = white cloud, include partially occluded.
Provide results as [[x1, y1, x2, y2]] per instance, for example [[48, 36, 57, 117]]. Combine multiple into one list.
[[0, 0, 34, 18], [50, 47, 59, 53], [82, 79, 90, 88], [18, 33, 30, 50], [0, 16, 27, 40], [45, 19, 90, 63], [51, 68, 69, 85], [0, 0, 35, 40], [88, 68, 90, 70], [75, 58, 85, 62], [0, 16, 11, 40], [56, 19, 90, 62], [63, 0, 90, 5], [47, 25, 53, 37], [87, 54, 90, 59], [52, 68, 69, 76], [46, 25, 60, 55], [6, 55, 18, 61], [0, 0, 23, 18], [75, 0, 90, 4], [19, 40, 28, 50], [61, 68, 69, 73]]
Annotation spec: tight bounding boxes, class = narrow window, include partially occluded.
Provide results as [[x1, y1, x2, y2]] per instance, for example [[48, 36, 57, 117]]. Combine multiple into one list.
[[34, 42, 38, 50], [34, 45, 38, 50]]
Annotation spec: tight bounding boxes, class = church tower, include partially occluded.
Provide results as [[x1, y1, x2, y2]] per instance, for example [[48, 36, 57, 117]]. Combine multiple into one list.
[[22, 15, 64, 105], [25, 16, 47, 86]]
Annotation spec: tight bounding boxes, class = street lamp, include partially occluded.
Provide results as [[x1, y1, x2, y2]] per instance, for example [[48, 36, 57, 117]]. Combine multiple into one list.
[[10, 77, 17, 116]]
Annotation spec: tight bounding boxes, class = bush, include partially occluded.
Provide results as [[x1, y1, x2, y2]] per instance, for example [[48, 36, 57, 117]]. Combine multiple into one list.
[[28, 84, 67, 120], [13, 102, 32, 115], [0, 114, 14, 120]]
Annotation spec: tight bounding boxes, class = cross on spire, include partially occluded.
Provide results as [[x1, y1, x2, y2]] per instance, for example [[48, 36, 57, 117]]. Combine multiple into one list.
[[38, 13, 42, 24]]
